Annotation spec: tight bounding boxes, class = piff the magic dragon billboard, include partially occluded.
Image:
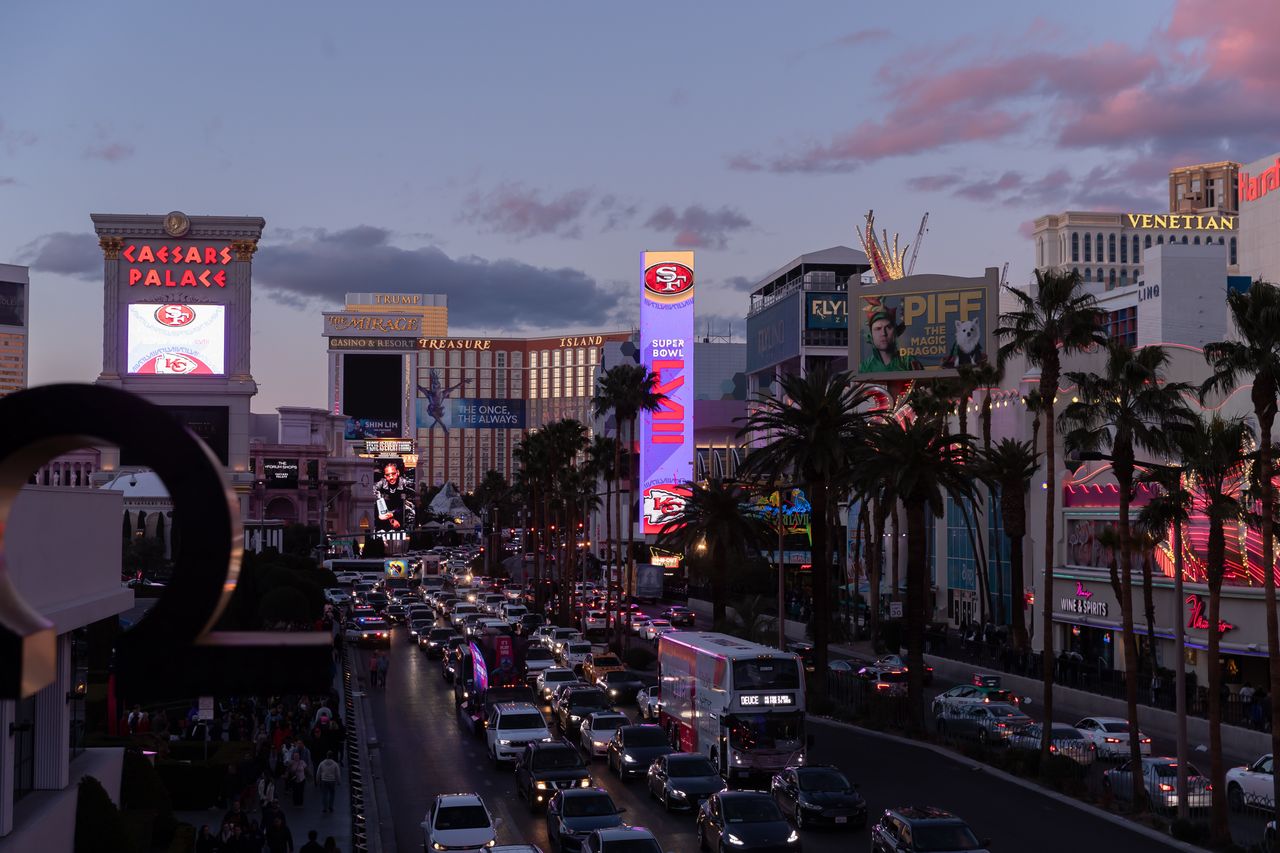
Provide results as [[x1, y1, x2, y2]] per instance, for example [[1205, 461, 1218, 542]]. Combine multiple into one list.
[[639, 251, 695, 535]]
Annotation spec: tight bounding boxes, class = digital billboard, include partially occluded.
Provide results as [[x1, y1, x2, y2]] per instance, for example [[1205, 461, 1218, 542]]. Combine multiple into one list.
[[372, 457, 415, 533], [262, 458, 299, 489], [0, 280, 25, 327], [805, 293, 848, 330], [639, 251, 695, 535], [415, 395, 526, 432], [342, 353, 402, 439], [850, 270, 998, 382], [126, 303, 226, 375], [745, 292, 801, 373], [122, 405, 229, 465]]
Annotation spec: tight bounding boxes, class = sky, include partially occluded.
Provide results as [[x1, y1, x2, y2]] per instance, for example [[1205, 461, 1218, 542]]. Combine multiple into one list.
[[4, 0, 1279, 412]]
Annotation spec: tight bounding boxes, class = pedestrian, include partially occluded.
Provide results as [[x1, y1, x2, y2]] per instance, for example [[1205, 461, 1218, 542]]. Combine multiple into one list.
[[299, 829, 325, 853], [377, 649, 390, 688], [288, 751, 309, 807], [322, 837, 339, 853], [257, 770, 277, 813], [195, 824, 218, 853], [264, 815, 295, 853], [316, 751, 341, 813], [1149, 671, 1162, 706], [368, 651, 380, 688]]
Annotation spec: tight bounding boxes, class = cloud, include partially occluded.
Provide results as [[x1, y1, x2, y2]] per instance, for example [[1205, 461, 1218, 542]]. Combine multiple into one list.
[[253, 226, 628, 331], [828, 28, 890, 48], [644, 205, 751, 249], [907, 165, 1155, 210], [724, 275, 756, 292], [907, 174, 962, 192], [0, 119, 37, 155], [18, 232, 101, 279], [460, 183, 594, 239], [84, 142, 134, 162], [0, 177, 15, 187]]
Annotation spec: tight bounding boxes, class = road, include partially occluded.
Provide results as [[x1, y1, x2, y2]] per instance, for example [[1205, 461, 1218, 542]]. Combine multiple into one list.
[[359, 627, 1184, 853]]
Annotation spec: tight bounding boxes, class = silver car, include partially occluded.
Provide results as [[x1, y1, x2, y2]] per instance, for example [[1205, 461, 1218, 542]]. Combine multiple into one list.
[[935, 702, 1032, 744], [1008, 723, 1096, 765], [1103, 757, 1212, 812]]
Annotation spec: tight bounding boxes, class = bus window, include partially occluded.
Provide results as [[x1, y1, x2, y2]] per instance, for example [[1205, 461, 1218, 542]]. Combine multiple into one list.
[[732, 659, 800, 691]]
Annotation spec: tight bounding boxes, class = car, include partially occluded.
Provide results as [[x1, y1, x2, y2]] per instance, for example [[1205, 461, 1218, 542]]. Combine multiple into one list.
[[771, 765, 866, 829], [538, 668, 580, 701], [552, 632, 587, 658], [697, 791, 800, 852], [872, 654, 933, 685], [870, 806, 988, 853], [636, 686, 663, 721], [531, 625, 559, 645], [648, 752, 725, 812], [1103, 757, 1212, 812], [451, 603, 482, 627], [365, 591, 390, 611], [581, 611, 608, 633], [560, 641, 595, 671], [857, 666, 907, 696], [505, 585, 526, 601], [504, 604, 530, 626], [519, 613, 547, 636], [1008, 723, 1095, 764], [471, 618, 511, 638], [333, 572, 360, 585], [596, 671, 645, 705], [408, 617, 435, 640], [579, 711, 631, 758], [545, 789, 625, 853], [546, 628, 583, 652], [661, 606, 695, 627], [421, 793, 500, 853], [1073, 717, 1152, 759], [384, 602, 408, 622], [1226, 753, 1274, 811], [461, 614, 488, 635], [582, 653, 626, 684], [935, 703, 1032, 745], [557, 688, 614, 736], [606, 724, 675, 780], [514, 740, 593, 812], [422, 627, 462, 657], [324, 587, 351, 606], [930, 684, 1020, 717], [525, 646, 558, 680], [629, 617, 651, 637], [787, 642, 815, 673], [582, 827, 661, 853], [444, 646, 471, 683], [551, 682, 594, 718], [641, 620, 673, 642], [828, 660, 856, 674], [487, 702, 553, 765], [344, 617, 391, 647]]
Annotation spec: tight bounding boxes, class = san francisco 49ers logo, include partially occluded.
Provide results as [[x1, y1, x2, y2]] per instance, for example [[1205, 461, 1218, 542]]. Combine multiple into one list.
[[644, 263, 694, 297], [155, 304, 196, 327]]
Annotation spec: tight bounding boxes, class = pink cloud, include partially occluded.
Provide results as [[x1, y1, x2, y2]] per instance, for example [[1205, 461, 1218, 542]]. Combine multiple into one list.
[[645, 204, 751, 249], [1017, 220, 1037, 239], [907, 174, 962, 192], [84, 142, 133, 162], [461, 183, 597, 239]]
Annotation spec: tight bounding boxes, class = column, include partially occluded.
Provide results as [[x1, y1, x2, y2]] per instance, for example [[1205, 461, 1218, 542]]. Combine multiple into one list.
[[33, 635, 69, 790], [98, 236, 124, 379], [229, 239, 258, 379], [0, 699, 14, 836]]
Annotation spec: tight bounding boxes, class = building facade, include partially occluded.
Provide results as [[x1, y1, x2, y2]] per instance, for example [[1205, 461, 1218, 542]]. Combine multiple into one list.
[[0, 263, 29, 397], [1236, 150, 1280, 284]]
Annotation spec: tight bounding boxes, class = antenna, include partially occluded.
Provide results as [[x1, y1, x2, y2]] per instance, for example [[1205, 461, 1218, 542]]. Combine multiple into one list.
[[906, 212, 929, 276], [1000, 262, 1009, 285]]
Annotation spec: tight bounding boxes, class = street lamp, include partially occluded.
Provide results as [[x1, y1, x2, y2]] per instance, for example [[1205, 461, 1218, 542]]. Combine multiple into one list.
[[1072, 450, 1190, 820]]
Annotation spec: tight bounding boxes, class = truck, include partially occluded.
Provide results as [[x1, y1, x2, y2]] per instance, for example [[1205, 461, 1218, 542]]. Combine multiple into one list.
[[456, 628, 536, 733], [657, 631, 807, 781]]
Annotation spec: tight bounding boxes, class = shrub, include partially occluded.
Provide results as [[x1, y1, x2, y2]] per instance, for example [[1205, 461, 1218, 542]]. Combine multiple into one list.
[[121, 750, 178, 848], [75, 775, 137, 853]]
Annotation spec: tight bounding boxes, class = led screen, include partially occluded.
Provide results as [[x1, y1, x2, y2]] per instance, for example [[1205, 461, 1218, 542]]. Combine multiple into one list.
[[127, 303, 225, 375], [343, 353, 403, 439]]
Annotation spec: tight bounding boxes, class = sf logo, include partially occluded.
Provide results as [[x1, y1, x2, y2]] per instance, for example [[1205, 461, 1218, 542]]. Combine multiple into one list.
[[652, 265, 689, 292], [156, 304, 195, 326]]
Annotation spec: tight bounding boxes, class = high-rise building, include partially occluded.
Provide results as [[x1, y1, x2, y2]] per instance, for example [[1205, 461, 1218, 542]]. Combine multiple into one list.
[[1168, 160, 1239, 214], [0, 263, 29, 397]]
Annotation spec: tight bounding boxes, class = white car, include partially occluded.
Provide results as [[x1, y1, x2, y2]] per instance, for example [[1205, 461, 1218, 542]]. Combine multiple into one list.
[[486, 703, 553, 765], [630, 618, 651, 636], [422, 793, 500, 853], [641, 619, 672, 641], [1226, 753, 1274, 811], [537, 668, 579, 701], [1073, 717, 1152, 759], [579, 711, 631, 758], [333, 572, 360, 585], [469, 618, 510, 637], [636, 686, 663, 721], [550, 630, 584, 657], [560, 641, 594, 670], [581, 611, 608, 633], [504, 605, 529, 627], [531, 626, 559, 646], [324, 587, 351, 606]]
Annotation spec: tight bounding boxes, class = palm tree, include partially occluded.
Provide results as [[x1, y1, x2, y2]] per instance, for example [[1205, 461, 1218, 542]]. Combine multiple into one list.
[[654, 479, 773, 627], [1201, 282, 1280, 823], [967, 361, 1005, 624], [473, 469, 511, 575], [979, 439, 1039, 651], [738, 364, 875, 707], [857, 414, 985, 731], [1181, 416, 1251, 843], [1061, 341, 1194, 803], [1023, 388, 1045, 457], [997, 269, 1106, 761], [593, 363, 665, 649], [588, 435, 620, 597]]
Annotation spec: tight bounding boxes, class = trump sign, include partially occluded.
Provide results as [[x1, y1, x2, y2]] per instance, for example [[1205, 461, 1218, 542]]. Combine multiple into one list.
[[639, 251, 695, 534]]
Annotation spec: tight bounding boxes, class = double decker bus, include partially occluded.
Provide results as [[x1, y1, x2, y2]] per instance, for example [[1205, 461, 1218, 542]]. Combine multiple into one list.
[[657, 632, 806, 780]]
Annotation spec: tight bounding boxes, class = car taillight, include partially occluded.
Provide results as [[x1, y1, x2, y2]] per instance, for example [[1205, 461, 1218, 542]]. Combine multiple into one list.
[[1049, 745, 1057, 753], [1104, 737, 1121, 743], [1159, 783, 1174, 792], [875, 682, 890, 690], [995, 722, 1007, 728], [1141, 738, 1151, 744]]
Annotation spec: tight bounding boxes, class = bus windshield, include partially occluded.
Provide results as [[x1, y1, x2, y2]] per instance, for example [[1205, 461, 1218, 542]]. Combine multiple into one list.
[[732, 659, 801, 691], [728, 712, 804, 751]]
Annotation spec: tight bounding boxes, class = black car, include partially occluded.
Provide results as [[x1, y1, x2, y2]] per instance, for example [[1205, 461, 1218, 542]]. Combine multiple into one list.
[[787, 642, 815, 673], [606, 724, 675, 780], [647, 752, 725, 811], [771, 765, 866, 829], [422, 627, 461, 657], [596, 671, 645, 704], [870, 807, 988, 853], [514, 740, 592, 813], [407, 617, 433, 639], [385, 602, 407, 623], [697, 791, 800, 853], [519, 613, 548, 635], [556, 688, 613, 736], [365, 592, 390, 610], [545, 788, 625, 852], [443, 646, 471, 683], [662, 606, 696, 627]]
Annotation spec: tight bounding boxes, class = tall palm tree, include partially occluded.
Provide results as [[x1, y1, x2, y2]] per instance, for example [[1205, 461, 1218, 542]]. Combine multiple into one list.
[[1181, 416, 1251, 843], [968, 362, 1005, 624], [473, 469, 511, 575], [589, 435, 620, 594], [1201, 281, 1280, 822], [857, 414, 985, 730], [997, 269, 1106, 761], [1023, 388, 1045, 457], [1061, 342, 1194, 802], [593, 364, 665, 649], [979, 439, 1039, 651], [654, 479, 774, 627], [738, 364, 875, 707], [513, 432, 550, 604]]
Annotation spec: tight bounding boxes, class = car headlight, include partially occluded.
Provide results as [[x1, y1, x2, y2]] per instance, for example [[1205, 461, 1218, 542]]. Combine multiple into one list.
[[433, 844, 446, 851], [609, 690, 618, 696], [594, 740, 607, 747], [727, 834, 746, 846], [787, 830, 800, 844], [623, 754, 637, 763], [670, 788, 688, 799], [570, 715, 581, 722], [498, 739, 512, 746], [799, 802, 823, 811], [580, 778, 591, 787], [486, 841, 496, 848], [536, 781, 549, 790]]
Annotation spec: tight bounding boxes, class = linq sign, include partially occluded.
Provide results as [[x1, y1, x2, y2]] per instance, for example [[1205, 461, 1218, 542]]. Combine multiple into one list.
[[123, 241, 233, 288]]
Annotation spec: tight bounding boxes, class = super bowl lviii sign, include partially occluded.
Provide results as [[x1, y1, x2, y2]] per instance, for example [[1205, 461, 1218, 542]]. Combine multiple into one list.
[[639, 251, 695, 534], [851, 268, 999, 383]]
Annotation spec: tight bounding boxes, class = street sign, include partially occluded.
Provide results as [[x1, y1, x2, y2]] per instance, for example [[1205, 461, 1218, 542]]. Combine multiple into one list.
[[888, 601, 904, 619], [197, 695, 215, 721]]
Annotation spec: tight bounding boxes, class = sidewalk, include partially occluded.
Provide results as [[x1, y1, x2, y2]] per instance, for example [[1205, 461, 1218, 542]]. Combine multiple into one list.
[[177, 774, 351, 850]]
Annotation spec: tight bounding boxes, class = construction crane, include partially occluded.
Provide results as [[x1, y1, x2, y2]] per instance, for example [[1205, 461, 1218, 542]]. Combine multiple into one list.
[[1000, 262, 1009, 285], [905, 212, 929, 276]]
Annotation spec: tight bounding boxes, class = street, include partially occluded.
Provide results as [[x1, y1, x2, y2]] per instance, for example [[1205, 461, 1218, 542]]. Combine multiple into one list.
[[360, 629, 1185, 853]]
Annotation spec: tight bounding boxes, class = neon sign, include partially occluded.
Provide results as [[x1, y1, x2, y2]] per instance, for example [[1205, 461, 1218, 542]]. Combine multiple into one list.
[[1186, 594, 1236, 633], [1239, 158, 1280, 204], [123, 242, 232, 288], [1123, 213, 1236, 231]]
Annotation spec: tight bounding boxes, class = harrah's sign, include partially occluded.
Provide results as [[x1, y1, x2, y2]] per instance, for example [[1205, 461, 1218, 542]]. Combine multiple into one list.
[[123, 242, 232, 288], [639, 251, 695, 535], [1240, 157, 1280, 204]]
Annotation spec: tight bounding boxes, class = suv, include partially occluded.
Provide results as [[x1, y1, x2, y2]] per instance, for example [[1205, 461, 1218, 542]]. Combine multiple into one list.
[[423, 793, 500, 853], [556, 687, 613, 735], [870, 807, 988, 853], [582, 653, 625, 684], [606, 724, 675, 779], [583, 827, 661, 853], [514, 740, 592, 812], [487, 702, 553, 766]]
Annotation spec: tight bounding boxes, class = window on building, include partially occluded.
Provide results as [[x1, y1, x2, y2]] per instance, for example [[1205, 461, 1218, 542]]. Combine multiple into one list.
[[1132, 234, 1140, 262], [1105, 307, 1137, 347], [1145, 234, 1152, 249], [1157, 235, 1164, 245], [1038, 237, 1044, 267], [1082, 233, 1091, 262], [1082, 267, 1091, 281], [1193, 236, 1200, 245], [1071, 232, 1079, 262], [1072, 267, 1079, 280], [13, 694, 36, 801], [1231, 237, 1238, 265], [1120, 269, 1128, 287], [946, 498, 978, 599], [1096, 268, 1103, 284], [1095, 234, 1103, 262], [1120, 234, 1128, 263], [1181, 235, 1189, 244], [1108, 268, 1117, 289], [1108, 233, 1116, 262]]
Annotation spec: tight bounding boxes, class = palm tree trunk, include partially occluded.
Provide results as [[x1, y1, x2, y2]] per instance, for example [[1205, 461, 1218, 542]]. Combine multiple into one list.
[[1257, 401, 1280, 829], [603, 472, 613, 630], [711, 539, 727, 627], [870, 498, 887, 646], [1140, 548, 1159, 680], [614, 439, 625, 652], [1116, 470, 1146, 812], [1008, 530, 1028, 651], [891, 504, 902, 605], [1207, 518, 1229, 843], [810, 478, 831, 709], [1039, 383, 1058, 764], [625, 415, 638, 650], [904, 498, 928, 732]]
